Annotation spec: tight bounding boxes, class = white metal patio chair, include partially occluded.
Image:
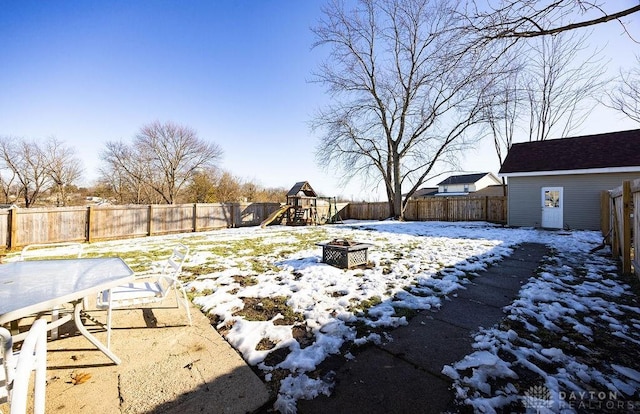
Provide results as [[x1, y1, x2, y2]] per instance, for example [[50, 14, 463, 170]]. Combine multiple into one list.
[[20, 242, 84, 261], [96, 244, 193, 348], [1, 318, 48, 414], [18, 242, 85, 340]]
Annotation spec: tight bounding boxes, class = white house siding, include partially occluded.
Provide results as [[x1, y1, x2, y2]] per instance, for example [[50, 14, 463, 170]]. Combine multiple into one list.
[[507, 172, 640, 230], [475, 174, 502, 192], [439, 174, 502, 193]]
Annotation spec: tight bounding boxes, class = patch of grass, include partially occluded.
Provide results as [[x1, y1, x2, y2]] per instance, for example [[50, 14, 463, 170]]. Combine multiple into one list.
[[233, 275, 258, 287], [187, 288, 213, 302], [350, 296, 382, 315], [392, 306, 418, 320], [235, 296, 303, 325], [181, 263, 226, 279], [256, 338, 277, 351], [248, 259, 280, 274]]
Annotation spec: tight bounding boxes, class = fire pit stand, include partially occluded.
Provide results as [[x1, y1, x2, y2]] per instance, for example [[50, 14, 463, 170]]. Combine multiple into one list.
[[316, 239, 372, 269]]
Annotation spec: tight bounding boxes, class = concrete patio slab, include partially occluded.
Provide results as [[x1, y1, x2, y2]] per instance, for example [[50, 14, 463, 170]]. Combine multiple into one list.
[[3, 298, 270, 414], [297, 346, 452, 414]]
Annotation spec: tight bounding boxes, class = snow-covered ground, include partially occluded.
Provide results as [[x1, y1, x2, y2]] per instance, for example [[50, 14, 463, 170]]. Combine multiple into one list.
[[12, 220, 639, 413]]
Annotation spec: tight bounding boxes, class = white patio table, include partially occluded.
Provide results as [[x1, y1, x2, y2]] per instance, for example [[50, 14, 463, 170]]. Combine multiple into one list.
[[0, 257, 134, 365]]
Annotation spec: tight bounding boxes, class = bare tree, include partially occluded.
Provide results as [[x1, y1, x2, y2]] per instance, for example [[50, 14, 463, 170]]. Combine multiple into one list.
[[463, 1, 640, 40], [101, 121, 223, 204], [100, 141, 154, 204], [312, 0, 498, 219], [483, 29, 607, 188], [135, 121, 223, 204], [480, 51, 525, 195], [44, 137, 84, 206], [604, 55, 640, 124], [521, 31, 607, 141], [0, 167, 17, 204], [0, 137, 50, 207]]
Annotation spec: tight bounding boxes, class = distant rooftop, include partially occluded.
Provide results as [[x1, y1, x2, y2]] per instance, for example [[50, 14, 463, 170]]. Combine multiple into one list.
[[437, 172, 493, 186]]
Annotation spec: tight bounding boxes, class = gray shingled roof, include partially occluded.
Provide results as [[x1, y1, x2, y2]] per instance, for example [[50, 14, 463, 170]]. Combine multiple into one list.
[[499, 129, 640, 174], [286, 181, 317, 197], [437, 173, 491, 186]]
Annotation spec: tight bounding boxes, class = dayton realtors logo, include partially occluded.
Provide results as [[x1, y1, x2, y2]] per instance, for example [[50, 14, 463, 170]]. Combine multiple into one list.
[[522, 385, 553, 411], [521, 384, 640, 412]]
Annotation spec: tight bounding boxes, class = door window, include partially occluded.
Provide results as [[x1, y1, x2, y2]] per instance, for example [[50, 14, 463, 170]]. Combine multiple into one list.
[[544, 190, 560, 208]]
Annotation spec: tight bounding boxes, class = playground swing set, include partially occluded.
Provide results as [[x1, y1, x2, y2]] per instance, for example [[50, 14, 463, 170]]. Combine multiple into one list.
[[260, 181, 342, 228]]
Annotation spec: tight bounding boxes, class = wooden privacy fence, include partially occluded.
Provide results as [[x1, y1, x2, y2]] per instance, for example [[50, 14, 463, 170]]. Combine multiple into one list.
[[0, 202, 281, 249], [344, 196, 507, 223], [0, 196, 507, 250], [602, 178, 639, 277]]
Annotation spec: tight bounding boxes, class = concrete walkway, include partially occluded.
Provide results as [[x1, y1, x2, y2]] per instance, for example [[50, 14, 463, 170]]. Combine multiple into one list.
[[297, 242, 549, 414], [3, 297, 270, 414]]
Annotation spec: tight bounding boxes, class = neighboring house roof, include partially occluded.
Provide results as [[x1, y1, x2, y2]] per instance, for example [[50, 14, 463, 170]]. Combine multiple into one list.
[[411, 187, 439, 198], [286, 181, 318, 197], [437, 172, 497, 186], [499, 129, 640, 176]]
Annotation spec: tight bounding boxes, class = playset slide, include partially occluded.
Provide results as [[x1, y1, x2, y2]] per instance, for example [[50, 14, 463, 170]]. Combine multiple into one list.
[[260, 204, 290, 228]]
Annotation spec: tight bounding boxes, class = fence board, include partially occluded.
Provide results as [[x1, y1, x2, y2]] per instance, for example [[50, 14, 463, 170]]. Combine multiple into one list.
[[344, 197, 507, 223], [152, 204, 195, 234], [89, 205, 149, 241], [605, 179, 637, 277], [13, 207, 87, 246]]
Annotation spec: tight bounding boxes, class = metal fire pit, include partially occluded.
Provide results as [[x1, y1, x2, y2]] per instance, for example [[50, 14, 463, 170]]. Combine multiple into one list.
[[316, 239, 372, 269]]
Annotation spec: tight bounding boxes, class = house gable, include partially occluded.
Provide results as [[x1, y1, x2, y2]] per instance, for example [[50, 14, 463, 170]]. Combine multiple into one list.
[[286, 181, 318, 198]]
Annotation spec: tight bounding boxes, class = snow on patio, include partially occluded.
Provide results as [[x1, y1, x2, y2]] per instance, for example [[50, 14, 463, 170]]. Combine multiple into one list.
[[13, 220, 638, 413]]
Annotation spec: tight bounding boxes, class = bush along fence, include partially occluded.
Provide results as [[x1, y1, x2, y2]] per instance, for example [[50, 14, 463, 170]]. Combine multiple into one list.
[[602, 178, 639, 278], [0, 196, 507, 250]]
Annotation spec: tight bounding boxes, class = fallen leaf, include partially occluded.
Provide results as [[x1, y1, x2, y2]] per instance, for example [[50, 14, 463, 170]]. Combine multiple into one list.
[[70, 372, 92, 385]]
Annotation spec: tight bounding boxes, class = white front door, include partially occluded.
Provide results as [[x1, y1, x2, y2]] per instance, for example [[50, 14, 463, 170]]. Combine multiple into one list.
[[541, 187, 563, 229]]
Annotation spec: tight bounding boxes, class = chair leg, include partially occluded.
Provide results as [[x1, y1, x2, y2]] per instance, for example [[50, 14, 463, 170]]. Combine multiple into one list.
[[106, 290, 113, 349], [176, 285, 192, 326], [51, 307, 59, 340]]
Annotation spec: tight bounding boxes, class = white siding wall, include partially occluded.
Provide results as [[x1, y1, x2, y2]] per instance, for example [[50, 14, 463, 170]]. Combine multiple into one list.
[[440, 175, 501, 193], [440, 183, 467, 193], [475, 175, 501, 192], [507, 172, 640, 230]]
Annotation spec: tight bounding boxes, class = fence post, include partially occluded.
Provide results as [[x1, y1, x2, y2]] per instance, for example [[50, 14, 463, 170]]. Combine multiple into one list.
[[87, 206, 94, 243], [147, 205, 153, 236], [600, 191, 610, 240], [8, 207, 17, 250], [611, 193, 620, 260], [484, 197, 489, 221], [622, 181, 632, 275], [193, 204, 198, 232], [444, 198, 449, 221]]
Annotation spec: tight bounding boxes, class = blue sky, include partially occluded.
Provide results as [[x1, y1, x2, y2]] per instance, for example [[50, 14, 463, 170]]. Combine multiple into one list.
[[1, 1, 638, 201]]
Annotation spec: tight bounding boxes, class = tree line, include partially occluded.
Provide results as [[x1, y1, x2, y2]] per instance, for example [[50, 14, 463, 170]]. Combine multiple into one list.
[[0, 121, 288, 207]]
